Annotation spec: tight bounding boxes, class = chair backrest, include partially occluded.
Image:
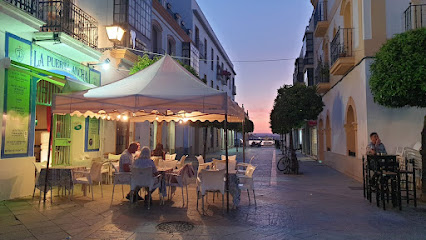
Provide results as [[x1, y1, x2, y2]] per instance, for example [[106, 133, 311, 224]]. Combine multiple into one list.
[[215, 159, 236, 172], [413, 142, 421, 151], [221, 155, 237, 161], [179, 155, 187, 163], [245, 164, 257, 178], [197, 163, 210, 176], [90, 161, 104, 182], [159, 160, 177, 169], [395, 147, 404, 156], [165, 153, 177, 160], [151, 156, 162, 166], [180, 163, 195, 185], [196, 155, 204, 165], [108, 153, 121, 161], [248, 156, 255, 165], [199, 169, 225, 195], [130, 167, 154, 191], [111, 162, 120, 172]]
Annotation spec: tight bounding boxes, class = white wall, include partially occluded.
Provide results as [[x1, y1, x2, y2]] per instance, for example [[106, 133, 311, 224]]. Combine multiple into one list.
[[364, 59, 425, 154], [318, 60, 369, 180]]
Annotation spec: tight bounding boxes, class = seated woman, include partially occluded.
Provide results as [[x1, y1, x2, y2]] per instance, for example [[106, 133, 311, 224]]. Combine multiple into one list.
[[133, 147, 160, 203], [152, 143, 166, 160]]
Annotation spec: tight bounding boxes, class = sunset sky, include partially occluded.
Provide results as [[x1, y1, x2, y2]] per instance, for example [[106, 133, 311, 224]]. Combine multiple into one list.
[[197, 0, 313, 133]]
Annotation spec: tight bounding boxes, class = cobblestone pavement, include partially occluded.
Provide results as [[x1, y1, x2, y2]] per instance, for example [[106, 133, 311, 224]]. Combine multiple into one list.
[[1, 147, 426, 240]]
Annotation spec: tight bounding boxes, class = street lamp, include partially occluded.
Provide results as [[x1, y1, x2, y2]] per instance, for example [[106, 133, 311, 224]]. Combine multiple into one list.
[[106, 25, 125, 42]]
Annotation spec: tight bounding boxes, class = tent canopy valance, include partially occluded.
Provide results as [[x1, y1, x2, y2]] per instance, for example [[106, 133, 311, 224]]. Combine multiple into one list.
[[52, 55, 245, 123]]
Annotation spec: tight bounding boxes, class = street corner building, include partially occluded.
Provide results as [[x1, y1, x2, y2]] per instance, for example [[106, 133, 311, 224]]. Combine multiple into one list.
[[0, 0, 239, 201], [292, 0, 425, 182]]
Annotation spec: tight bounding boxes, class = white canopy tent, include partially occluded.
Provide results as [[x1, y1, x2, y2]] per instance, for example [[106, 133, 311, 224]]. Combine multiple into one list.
[[48, 55, 246, 211], [52, 55, 244, 122]]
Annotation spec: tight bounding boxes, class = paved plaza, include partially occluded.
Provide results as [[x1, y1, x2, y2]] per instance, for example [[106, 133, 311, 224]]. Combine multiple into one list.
[[1, 147, 425, 240]]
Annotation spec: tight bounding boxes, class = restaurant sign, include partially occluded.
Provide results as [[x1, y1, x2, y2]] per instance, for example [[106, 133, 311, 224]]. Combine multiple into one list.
[[6, 32, 101, 86]]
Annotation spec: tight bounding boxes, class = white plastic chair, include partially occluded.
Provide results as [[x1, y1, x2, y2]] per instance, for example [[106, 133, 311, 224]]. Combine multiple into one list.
[[166, 163, 194, 207], [130, 167, 161, 209], [111, 164, 131, 203], [158, 160, 178, 169], [108, 153, 121, 161], [72, 161, 104, 200], [221, 155, 237, 161], [238, 164, 257, 206], [237, 156, 255, 175], [165, 153, 177, 160], [177, 155, 188, 168], [214, 159, 237, 174], [196, 155, 205, 165], [197, 169, 226, 214]]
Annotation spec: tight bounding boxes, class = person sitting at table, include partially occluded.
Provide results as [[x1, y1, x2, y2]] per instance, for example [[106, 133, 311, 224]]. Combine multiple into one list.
[[119, 143, 143, 201], [133, 147, 160, 204], [152, 143, 166, 159], [119, 143, 138, 172], [366, 132, 387, 155], [133, 141, 141, 159]]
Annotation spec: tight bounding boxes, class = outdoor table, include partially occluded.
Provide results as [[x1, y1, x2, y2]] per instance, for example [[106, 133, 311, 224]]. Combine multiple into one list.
[[365, 155, 401, 210], [37, 166, 86, 196]]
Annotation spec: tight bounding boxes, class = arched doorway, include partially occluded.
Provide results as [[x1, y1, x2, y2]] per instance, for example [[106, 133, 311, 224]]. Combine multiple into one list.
[[167, 35, 176, 55], [325, 113, 331, 151], [345, 98, 357, 157], [152, 20, 163, 53], [318, 118, 324, 161]]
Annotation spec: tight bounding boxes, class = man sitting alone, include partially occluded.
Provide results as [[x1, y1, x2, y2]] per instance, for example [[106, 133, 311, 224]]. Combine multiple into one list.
[[366, 132, 387, 155]]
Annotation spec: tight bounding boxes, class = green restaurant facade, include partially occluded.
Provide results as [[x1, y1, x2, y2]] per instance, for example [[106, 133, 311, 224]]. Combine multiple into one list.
[[0, 2, 104, 200]]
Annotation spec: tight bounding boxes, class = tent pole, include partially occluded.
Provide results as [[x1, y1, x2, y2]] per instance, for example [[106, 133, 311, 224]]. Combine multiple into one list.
[[224, 114, 229, 212], [43, 113, 54, 203], [242, 119, 245, 163]]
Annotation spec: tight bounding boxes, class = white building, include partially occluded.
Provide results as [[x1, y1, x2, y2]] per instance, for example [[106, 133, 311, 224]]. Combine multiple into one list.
[[310, 0, 425, 181]]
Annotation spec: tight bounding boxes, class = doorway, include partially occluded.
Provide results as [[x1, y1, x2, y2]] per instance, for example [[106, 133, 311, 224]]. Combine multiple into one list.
[[116, 121, 129, 154]]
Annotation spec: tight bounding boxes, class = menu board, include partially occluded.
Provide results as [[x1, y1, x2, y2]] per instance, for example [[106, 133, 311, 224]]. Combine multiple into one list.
[[85, 117, 100, 151], [2, 69, 31, 156]]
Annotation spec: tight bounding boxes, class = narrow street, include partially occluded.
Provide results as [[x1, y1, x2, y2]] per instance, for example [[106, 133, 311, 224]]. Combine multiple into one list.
[[1, 147, 425, 240]]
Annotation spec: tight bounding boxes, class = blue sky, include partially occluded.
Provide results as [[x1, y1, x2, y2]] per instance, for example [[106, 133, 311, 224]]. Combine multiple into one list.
[[197, 0, 313, 133]]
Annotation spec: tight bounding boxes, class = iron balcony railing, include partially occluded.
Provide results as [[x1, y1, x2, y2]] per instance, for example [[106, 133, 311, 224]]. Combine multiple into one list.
[[38, 0, 98, 48], [330, 27, 353, 66], [315, 62, 329, 84], [3, 0, 39, 16], [404, 3, 426, 31], [314, 0, 327, 28]]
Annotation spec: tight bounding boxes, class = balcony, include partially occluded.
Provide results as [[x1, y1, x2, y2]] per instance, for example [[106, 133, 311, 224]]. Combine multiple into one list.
[[404, 3, 426, 31], [1, 0, 45, 32], [314, 1, 328, 37], [330, 28, 354, 75], [315, 62, 330, 94], [38, 0, 98, 48], [4, 0, 38, 16]]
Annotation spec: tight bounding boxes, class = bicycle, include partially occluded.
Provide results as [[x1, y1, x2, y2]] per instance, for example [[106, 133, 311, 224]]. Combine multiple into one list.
[[277, 146, 291, 172]]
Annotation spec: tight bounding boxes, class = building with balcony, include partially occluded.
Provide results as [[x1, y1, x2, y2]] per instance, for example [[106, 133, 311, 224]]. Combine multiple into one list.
[[308, 0, 426, 181], [0, 0, 112, 200]]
